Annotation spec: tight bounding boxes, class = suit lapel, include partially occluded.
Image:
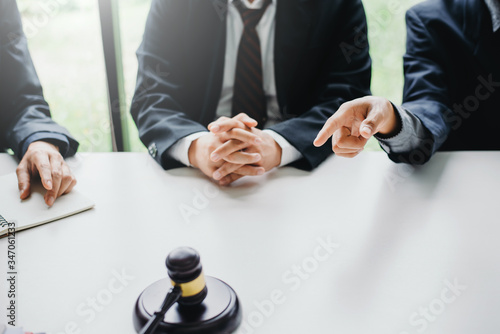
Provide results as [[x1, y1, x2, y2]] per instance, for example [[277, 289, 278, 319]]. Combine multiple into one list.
[[196, 0, 228, 124], [274, 0, 313, 111]]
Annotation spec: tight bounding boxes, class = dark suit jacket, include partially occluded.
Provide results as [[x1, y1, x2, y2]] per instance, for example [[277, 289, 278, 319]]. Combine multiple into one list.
[[0, 0, 78, 159], [131, 0, 371, 170], [391, 0, 500, 164]]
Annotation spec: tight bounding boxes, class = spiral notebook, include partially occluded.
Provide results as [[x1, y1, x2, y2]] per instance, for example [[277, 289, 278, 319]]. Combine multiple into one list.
[[0, 173, 94, 238]]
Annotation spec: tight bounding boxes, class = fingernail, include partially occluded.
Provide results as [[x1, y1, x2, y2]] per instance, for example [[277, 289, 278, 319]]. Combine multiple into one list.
[[257, 169, 265, 175], [211, 125, 220, 132], [47, 196, 55, 206], [211, 153, 220, 162], [254, 137, 263, 145], [213, 171, 222, 180], [245, 118, 255, 123], [254, 154, 261, 161], [46, 180, 53, 189], [361, 126, 372, 135]]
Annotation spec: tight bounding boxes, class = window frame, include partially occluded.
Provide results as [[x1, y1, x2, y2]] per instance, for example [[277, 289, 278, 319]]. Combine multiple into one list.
[[98, 0, 130, 152]]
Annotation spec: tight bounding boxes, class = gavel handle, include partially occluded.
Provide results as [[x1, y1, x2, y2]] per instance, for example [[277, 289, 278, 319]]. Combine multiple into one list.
[[140, 285, 182, 334]]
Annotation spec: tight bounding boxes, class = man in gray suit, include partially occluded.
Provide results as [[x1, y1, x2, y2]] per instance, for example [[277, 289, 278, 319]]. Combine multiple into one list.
[[314, 0, 500, 164], [0, 0, 79, 206]]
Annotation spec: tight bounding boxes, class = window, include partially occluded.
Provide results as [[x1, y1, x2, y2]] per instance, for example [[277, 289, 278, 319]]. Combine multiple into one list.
[[118, 0, 151, 152], [18, 0, 420, 153], [19, 0, 112, 152]]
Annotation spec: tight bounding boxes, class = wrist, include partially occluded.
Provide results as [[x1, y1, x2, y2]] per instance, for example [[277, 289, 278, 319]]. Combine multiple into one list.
[[270, 138, 282, 169], [378, 100, 400, 136], [188, 140, 199, 168], [28, 140, 60, 153], [273, 139, 283, 167]]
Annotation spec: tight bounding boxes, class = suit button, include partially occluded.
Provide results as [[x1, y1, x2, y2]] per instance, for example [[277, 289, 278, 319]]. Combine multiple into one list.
[[148, 143, 158, 158]]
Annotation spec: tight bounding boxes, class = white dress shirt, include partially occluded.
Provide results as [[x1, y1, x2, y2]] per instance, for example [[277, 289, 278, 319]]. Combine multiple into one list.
[[168, 0, 302, 167]]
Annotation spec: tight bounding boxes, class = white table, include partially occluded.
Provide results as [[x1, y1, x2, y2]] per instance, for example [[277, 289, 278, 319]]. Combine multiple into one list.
[[1, 152, 499, 334]]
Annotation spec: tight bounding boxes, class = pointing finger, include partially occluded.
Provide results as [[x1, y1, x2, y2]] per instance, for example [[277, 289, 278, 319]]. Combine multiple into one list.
[[313, 101, 356, 147], [314, 115, 342, 147]]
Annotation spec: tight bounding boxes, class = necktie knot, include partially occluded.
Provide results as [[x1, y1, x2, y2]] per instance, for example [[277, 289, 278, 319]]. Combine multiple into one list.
[[234, 0, 272, 29]]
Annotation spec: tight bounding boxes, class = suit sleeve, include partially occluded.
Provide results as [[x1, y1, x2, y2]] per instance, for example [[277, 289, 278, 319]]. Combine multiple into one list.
[[384, 8, 454, 165], [0, 0, 78, 159], [269, 0, 372, 171], [130, 0, 208, 169], [376, 103, 432, 156]]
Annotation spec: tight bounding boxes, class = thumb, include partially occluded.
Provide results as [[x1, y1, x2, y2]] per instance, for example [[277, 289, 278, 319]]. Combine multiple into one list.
[[360, 112, 383, 139]]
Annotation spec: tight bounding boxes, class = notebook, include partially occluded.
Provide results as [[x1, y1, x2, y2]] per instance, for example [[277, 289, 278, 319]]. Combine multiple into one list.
[[0, 173, 94, 238]]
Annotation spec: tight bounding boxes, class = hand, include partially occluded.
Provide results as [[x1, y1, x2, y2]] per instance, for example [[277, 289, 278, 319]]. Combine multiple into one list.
[[313, 96, 400, 158], [16, 141, 77, 206], [188, 132, 265, 186], [210, 127, 282, 185]]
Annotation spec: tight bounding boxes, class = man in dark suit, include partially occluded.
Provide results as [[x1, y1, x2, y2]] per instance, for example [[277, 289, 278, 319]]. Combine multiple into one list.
[[131, 0, 371, 185], [314, 0, 500, 164], [1, 0, 79, 205]]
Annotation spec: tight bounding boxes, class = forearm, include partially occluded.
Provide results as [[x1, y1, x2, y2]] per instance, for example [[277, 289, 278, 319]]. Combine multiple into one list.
[[7, 108, 79, 159], [272, 0, 371, 170], [0, 2, 78, 158]]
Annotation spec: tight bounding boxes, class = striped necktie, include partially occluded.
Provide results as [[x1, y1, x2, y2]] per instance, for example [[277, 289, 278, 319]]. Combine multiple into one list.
[[231, 0, 272, 129]]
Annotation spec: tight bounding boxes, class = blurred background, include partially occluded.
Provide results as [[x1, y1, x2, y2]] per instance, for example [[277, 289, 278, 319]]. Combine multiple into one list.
[[17, 0, 423, 153]]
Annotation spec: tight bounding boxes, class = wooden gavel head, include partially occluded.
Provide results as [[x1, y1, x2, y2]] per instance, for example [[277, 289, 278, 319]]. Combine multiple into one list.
[[134, 246, 242, 333], [166, 247, 208, 307]]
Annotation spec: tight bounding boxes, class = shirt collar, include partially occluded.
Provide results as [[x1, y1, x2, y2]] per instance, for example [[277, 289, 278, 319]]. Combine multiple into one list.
[[484, 0, 500, 32], [230, 0, 276, 10]]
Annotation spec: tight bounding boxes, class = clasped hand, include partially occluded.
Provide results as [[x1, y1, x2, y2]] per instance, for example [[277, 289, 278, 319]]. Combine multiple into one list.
[[188, 113, 282, 186]]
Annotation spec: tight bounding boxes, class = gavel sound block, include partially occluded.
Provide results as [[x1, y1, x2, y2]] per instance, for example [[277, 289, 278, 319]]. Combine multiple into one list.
[[133, 247, 242, 334]]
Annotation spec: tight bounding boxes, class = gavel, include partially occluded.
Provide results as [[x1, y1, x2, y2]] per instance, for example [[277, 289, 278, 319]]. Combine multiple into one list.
[[134, 247, 241, 334]]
